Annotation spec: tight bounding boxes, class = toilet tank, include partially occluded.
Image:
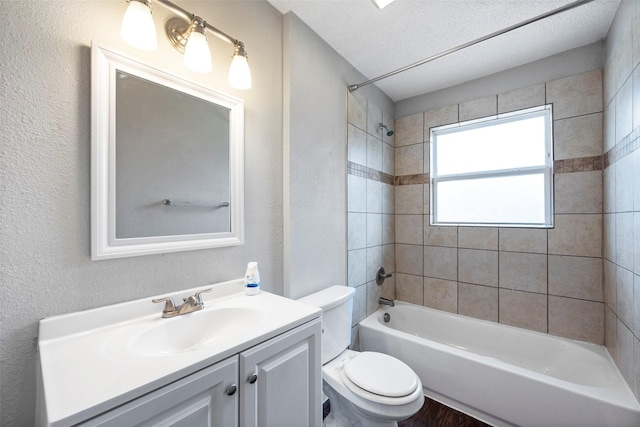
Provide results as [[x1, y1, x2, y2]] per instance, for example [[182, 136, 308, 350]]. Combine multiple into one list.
[[298, 286, 355, 364]]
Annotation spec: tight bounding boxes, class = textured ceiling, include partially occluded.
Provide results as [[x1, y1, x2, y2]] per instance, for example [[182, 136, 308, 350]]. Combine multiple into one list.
[[267, 0, 620, 101]]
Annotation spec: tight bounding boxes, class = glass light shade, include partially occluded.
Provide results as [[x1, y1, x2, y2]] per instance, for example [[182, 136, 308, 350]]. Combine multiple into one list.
[[184, 31, 212, 73], [371, 0, 396, 9], [228, 55, 252, 90], [120, 1, 157, 51]]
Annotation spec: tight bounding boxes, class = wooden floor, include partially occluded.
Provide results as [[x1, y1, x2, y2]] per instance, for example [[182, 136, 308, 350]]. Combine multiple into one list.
[[399, 396, 490, 427]]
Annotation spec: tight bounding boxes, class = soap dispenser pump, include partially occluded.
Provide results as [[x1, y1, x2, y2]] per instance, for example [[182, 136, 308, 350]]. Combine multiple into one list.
[[244, 262, 260, 295]]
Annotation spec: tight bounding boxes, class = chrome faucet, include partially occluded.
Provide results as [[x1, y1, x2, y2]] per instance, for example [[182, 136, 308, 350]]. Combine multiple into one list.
[[379, 297, 395, 307], [152, 288, 212, 318]]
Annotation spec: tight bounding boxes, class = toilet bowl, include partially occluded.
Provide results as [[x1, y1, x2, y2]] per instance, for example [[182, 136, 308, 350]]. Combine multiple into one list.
[[298, 286, 424, 427]]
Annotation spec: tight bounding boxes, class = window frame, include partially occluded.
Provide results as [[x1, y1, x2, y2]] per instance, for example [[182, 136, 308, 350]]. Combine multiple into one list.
[[430, 104, 554, 228]]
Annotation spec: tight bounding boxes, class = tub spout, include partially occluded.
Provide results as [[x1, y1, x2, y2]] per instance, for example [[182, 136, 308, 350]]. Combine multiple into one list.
[[379, 297, 395, 307]]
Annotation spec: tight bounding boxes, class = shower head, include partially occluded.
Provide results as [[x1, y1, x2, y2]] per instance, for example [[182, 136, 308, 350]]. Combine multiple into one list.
[[379, 123, 394, 137]]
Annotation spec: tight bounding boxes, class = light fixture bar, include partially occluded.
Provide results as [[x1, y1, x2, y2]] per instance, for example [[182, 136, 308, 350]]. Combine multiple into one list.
[[348, 0, 596, 92]]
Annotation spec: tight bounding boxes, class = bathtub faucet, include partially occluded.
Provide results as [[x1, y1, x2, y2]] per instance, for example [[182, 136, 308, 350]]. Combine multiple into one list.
[[379, 297, 395, 307]]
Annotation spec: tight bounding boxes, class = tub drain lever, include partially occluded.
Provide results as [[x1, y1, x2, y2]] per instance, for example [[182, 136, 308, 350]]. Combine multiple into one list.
[[376, 266, 393, 286]]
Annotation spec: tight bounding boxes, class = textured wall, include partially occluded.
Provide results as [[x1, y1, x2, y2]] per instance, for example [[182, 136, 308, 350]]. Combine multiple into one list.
[[602, 0, 640, 401], [0, 1, 283, 425]]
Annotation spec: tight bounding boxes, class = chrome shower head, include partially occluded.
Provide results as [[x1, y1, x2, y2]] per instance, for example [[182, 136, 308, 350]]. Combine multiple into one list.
[[379, 123, 394, 137]]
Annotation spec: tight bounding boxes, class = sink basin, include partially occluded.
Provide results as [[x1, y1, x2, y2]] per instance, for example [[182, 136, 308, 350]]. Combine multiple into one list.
[[130, 307, 262, 355]]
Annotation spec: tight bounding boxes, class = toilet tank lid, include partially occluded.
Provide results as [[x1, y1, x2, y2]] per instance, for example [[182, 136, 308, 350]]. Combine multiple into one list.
[[298, 285, 355, 311]]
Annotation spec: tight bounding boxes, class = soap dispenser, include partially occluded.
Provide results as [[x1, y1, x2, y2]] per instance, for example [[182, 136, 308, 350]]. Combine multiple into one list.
[[244, 262, 260, 295]]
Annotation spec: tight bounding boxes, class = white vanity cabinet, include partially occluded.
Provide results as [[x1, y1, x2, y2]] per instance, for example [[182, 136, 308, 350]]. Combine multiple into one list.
[[77, 319, 321, 427]]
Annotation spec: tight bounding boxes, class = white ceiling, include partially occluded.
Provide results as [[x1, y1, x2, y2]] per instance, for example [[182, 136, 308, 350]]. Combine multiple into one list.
[[267, 0, 620, 102]]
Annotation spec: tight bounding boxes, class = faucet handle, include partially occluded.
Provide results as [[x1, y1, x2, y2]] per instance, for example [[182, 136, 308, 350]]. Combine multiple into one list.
[[193, 287, 213, 305], [152, 297, 176, 315]]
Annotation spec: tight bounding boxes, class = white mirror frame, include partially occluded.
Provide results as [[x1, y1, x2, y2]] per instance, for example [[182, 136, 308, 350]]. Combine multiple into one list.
[[91, 42, 244, 260]]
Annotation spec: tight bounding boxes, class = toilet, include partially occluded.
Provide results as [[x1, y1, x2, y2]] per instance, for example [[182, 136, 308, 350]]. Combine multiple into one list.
[[299, 286, 424, 427]]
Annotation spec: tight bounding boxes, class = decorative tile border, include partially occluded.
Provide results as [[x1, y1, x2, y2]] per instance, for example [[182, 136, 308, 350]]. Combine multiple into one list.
[[394, 173, 429, 186], [604, 126, 640, 168], [554, 155, 603, 174], [347, 161, 394, 185]]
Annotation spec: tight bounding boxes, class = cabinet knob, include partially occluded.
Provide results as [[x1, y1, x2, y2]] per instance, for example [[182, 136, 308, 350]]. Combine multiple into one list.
[[226, 384, 237, 396], [248, 374, 258, 384]]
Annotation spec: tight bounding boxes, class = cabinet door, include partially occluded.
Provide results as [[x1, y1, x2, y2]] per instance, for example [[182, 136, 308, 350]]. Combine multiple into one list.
[[80, 356, 239, 427], [240, 319, 322, 427]]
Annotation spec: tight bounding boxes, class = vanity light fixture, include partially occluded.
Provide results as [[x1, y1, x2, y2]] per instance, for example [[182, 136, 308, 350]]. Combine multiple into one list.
[[371, 0, 396, 9], [120, 0, 252, 89]]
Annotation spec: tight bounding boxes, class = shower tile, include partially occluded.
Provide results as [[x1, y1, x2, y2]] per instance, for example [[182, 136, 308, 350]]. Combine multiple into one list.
[[367, 134, 383, 172], [458, 248, 498, 287], [382, 214, 395, 245], [348, 174, 367, 213], [459, 95, 497, 122], [617, 265, 634, 329], [497, 84, 545, 114], [634, 2, 640, 71], [610, 23, 633, 97], [605, 306, 617, 361], [603, 164, 616, 214], [423, 183, 430, 215], [381, 273, 396, 300], [498, 228, 547, 254], [352, 283, 367, 326], [366, 213, 382, 247], [395, 215, 423, 245], [499, 289, 547, 333], [635, 213, 640, 276], [424, 246, 457, 281], [382, 183, 394, 214], [395, 143, 424, 176], [604, 259, 617, 310], [424, 105, 458, 141], [347, 123, 367, 165], [347, 90, 366, 130], [499, 252, 547, 294], [348, 249, 367, 287], [459, 282, 498, 322], [382, 141, 394, 175], [395, 113, 424, 147], [634, 150, 640, 212], [396, 273, 424, 305], [395, 184, 424, 214], [367, 101, 383, 137], [604, 101, 616, 153], [553, 113, 603, 160], [604, 213, 616, 262], [549, 296, 604, 344], [616, 76, 633, 145], [458, 227, 498, 250], [396, 244, 423, 276], [635, 339, 640, 401], [616, 154, 634, 213], [616, 213, 634, 271], [366, 281, 382, 316], [634, 67, 640, 129], [554, 171, 602, 214], [548, 214, 602, 258], [348, 213, 366, 250], [423, 278, 457, 313], [634, 274, 640, 338], [366, 246, 383, 283], [548, 255, 603, 302], [424, 223, 457, 247], [382, 244, 395, 277], [617, 319, 634, 385], [381, 112, 395, 147], [367, 179, 382, 213], [546, 70, 603, 120]]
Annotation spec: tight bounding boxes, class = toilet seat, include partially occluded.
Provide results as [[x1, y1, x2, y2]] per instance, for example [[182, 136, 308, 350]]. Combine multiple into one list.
[[340, 351, 420, 405]]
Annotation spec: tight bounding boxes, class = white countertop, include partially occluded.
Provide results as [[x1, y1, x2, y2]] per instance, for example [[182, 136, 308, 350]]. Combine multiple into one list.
[[37, 279, 320, 426]]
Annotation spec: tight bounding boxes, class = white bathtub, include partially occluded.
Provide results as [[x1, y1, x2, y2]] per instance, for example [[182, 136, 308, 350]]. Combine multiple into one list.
[[359, 302, 640, 427]]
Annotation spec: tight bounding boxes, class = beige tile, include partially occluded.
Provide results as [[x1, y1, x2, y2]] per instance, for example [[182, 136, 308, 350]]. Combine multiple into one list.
[[548, 214, 602, 258], [546, 70, 603, 120], [348, 213, 366, 250], [348, 174, 366, 212], [617, 265, 634, 329], [366, 213, 382, 247], [347, 90, 366, 130], [395, 113, 424, 147], [554, 171, 602, 214], [366, 179, 382, 213], [396, 273, 424, 305], [634, 274, 640, 338], [553, 113, 603, 160], [382, 111, 395, 147], [616, 76, 634, 144], [459, 95, 497, 121], [423, 184, 430, 215], [382, 140, 394, 175], [424, 245, 457, 281], [352, 283, 367, 326], [366, 281, 382, 316], [635, 213, 640, 276], [396, 244, 423, 276], [367, 101, 383, 137], [498, 84, 545, 114], [382, 183, 394, 214], [381, 273, 396, 300], [382, 244, 395, 279], [603, 164, 616, 214], [424, 223, 457, 247], [608, 21, 633, 97], [634, 2, 640, 71], [366, 246, 382, 283], [635, 338, 640, 401], [458, 248, 498, 287], [423, 278, 457, 313], [366, 134, 383, 171], [348, 123, 367, 165], [634, 150, 640, 212], [604, 259, 617, 310], [382, 214, 394, 245], [634, 67, 640, 129], [395, 215, 423, 245], [459, 282, 498, 322], [424, 105, 458, 141], [498, 228, 547, 253], [616, 212, 634, 271], [616, 319, 634, 384], [616, 153, 634, 213], [604, 101, 616, 153], [549, 296, 604, 344], [604, 213, 616, 262], [605, 306, 617, 359], [395, 144, 424, 176], [395, 184, 424, 214], [499, 289, 547, 333], [458, 227, 498, 250], [548, 255, 603, 302], [499, 252, 547, 294], [348, 249, 367, 287]]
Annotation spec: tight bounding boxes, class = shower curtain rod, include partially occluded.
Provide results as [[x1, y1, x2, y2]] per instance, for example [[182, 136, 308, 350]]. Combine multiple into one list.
[[348, 0, 596, 92]]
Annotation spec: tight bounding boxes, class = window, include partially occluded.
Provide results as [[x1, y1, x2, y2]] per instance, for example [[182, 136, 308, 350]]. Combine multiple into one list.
[[430, 105, 553, 228]]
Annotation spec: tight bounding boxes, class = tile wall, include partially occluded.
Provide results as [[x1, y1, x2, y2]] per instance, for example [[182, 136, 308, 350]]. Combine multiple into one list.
[[347, 91, 396, 330], [602, 0, 640, 400], [394, 69, 605, 344]]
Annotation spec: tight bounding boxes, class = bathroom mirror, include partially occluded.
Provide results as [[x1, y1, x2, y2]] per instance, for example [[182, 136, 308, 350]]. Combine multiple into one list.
[[91, 43, 244, 260]]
